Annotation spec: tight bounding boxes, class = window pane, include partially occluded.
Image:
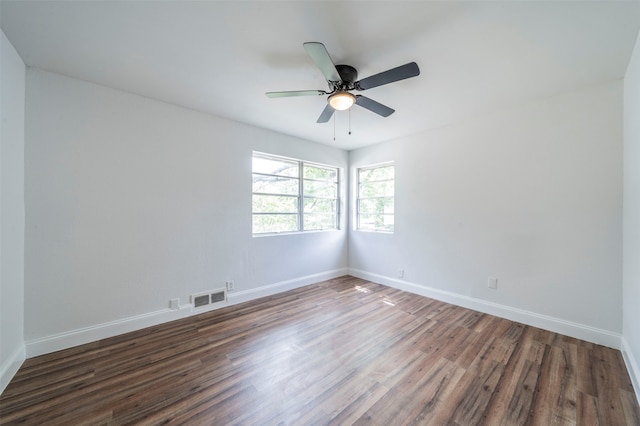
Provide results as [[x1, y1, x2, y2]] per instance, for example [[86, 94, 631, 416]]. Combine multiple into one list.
[[253, 195, 298, 213], [304, 179, 337, 198], [252, 156, 298, 177], [359, 180, 394, 197], [359, 165, 394, 182], [358, 214, 394, 232], [252, 152, 339, 235], [253, 214, 299, 233], [357, 164, 394, 232], [358, 197, 394, 214], [304, 165, 337, 181], [304, 213, 337, 230], [253, 174, 299, 195], [304, 197, 336, 214]]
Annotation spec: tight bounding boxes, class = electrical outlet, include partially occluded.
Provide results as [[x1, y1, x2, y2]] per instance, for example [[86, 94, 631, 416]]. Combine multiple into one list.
[[226, 281, 234, 292], [398, 269, 404, 278], [169, 298, 179, 310], [488, 277, 498, 290]]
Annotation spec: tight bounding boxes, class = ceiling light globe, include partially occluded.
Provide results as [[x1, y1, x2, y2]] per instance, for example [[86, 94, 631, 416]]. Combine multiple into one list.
[[328, 92, 356, 111]]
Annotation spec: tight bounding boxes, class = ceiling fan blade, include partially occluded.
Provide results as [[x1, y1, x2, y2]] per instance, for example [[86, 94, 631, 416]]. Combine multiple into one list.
[[266, 90, 326, 98], [303, 42, 341, 83], [356, 62, 420, 90], [355, 95, 395, 117], [316, 104, 335, 123]]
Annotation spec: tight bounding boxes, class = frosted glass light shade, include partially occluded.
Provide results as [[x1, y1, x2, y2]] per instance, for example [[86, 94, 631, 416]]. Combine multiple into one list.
[[328, 92, 356, 111]]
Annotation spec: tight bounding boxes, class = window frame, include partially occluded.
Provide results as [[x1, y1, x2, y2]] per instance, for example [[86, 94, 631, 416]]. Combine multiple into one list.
[[252, 152, 340, 236], [356, 162, 395, 233]]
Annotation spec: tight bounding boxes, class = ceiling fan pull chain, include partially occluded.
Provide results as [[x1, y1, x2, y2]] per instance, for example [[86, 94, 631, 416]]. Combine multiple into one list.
[[333, 113, 336, 141], [349, 109, 352, 135]]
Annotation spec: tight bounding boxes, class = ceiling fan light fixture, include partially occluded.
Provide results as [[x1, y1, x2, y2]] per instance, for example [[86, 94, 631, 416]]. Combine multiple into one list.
[[328, 92, 356, 111]]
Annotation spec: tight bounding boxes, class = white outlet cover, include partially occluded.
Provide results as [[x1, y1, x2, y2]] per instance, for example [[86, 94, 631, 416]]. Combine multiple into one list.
[[488, 277, 498, 289]]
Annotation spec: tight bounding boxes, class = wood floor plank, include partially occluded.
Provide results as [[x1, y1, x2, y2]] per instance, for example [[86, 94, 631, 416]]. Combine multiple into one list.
[[592, 344, 632, 425], [621, 388, 640, 426], [354, 355, 453, 425], [577, 391, 600, 426], [482, 327, 546, 426], [1, 276, 638, 425]]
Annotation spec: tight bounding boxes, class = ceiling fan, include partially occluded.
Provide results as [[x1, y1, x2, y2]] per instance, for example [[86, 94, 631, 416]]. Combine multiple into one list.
[[266, 42, 420, 123]]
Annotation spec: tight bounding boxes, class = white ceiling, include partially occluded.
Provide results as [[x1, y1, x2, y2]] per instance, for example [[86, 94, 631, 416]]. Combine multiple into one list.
[[2, 1, 639, 150]]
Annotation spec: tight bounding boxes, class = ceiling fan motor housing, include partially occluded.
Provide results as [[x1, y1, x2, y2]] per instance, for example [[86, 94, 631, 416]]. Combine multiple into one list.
[[336, 65, 358, 89]]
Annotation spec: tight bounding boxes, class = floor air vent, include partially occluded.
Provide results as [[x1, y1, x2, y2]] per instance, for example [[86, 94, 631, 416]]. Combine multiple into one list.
[[193, 294, 210, 308], [210, 290, 225, 303], [191, 288, 227, 309]]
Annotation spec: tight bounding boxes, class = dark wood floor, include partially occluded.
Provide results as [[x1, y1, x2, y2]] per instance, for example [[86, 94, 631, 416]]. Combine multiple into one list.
[[1, 276, 639, 425]]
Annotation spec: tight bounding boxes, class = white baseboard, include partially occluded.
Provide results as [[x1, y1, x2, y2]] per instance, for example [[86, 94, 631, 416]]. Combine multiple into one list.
[[25, 305, 194, 358], [25, 268, 349, 358], [1, 343, 25, 395], [227, 268, 348, 305], [621, 337, 640, 408], [348, 268, 622, 349]]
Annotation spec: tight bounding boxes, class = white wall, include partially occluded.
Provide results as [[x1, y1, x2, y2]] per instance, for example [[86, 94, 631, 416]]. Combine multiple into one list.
[[623, 31, 640, 401], [24, 69, 348, 355], [1, 30, 26, 393], [350, 81, 623, 347]]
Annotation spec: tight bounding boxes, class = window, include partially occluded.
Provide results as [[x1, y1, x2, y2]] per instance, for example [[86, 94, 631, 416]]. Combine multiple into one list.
[[357, 163, 394, 232], [252, 153, 339, 234]]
